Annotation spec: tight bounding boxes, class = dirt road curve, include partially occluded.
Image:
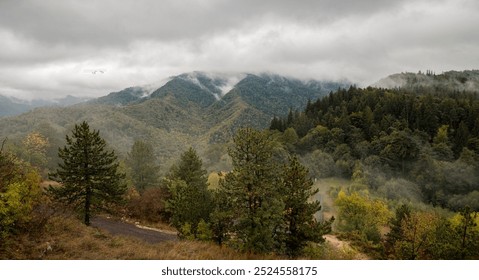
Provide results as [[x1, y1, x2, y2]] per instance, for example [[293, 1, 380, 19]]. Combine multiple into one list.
[[91, 217, 177, 244], [324, 234, 369, 260]]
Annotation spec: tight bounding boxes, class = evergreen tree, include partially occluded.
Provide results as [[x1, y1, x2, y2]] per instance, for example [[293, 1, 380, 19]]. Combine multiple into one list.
[[219, 128, 283, 253], [432, 125, 454, 161], [209, 188, 234, 246], [48, 121, 126, 225], [166, 147, 212, 237], [281, 155, 332, 258], [386, 204, 412, 254], [126, 140, 159, 192]]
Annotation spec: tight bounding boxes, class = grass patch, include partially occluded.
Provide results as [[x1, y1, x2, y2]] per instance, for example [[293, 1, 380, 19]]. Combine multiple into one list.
[[2, 215, 277, 260]]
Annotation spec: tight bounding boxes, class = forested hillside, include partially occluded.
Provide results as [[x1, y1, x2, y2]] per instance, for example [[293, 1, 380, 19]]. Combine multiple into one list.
[[0, 72, 345, 171], [271, 86, 479, 210]]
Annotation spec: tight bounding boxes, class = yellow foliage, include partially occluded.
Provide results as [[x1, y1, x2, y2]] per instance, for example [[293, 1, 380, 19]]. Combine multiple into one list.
[[23, 132, 49, 155], [449, 212, 479, 230], [0, 153, 42, 239], [334, 190, 391, 239], [394, 211, 440, 259]]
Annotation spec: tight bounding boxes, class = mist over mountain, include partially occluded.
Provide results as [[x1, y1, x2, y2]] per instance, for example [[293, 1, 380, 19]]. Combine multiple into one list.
[[88, 87, 149, 106], [0, 95, 32, 117], [0, 71, 347, 169], [373, 70, 479, 93], [6, 69, 477, 170], [0, 94, 90, 117]]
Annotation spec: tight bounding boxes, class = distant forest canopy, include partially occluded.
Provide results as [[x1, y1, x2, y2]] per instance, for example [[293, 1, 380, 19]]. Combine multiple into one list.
[[374, 69, 479, 93], [270, 86, 479, 210]]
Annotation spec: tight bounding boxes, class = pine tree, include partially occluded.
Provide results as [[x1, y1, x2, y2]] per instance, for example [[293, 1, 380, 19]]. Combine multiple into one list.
[[219, 127, 283, 253], [126, 140, 159, 192], [386, 204, 412, 254], [166, 147, 212, 237], [281, 155, 332, 258], [48, 121, 126, 225]]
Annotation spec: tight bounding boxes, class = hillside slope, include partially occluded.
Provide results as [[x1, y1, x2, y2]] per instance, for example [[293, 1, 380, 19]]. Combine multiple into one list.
[[0, 72, 347, 169]]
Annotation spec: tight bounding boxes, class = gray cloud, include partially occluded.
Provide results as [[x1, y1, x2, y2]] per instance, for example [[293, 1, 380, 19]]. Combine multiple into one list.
[[0, 0, 477, 99]]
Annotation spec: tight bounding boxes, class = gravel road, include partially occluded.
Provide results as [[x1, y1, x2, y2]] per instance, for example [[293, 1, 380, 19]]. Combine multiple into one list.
[[91, 217, 177, 244]]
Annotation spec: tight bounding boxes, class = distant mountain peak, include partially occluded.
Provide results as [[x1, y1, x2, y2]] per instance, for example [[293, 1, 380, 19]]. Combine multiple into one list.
[[175, 72, 246, 100], [88, 86, 148, 106]]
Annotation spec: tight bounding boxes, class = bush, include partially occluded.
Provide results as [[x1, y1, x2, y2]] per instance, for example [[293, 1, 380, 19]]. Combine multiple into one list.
[[126, 187, 169, 222], [1, 149, 44, 250]]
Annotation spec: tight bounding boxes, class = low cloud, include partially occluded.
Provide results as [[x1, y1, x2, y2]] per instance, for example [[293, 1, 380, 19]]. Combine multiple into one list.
[[0, 0, 478, 99]]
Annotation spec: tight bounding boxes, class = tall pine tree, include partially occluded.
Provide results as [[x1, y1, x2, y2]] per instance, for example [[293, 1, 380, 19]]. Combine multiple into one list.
[[281, 155, 332, 258], [166, 147, 212, 237], [219, 128, 284, 253], [49, 121, 126, 225], [126, 140, 159, 192]]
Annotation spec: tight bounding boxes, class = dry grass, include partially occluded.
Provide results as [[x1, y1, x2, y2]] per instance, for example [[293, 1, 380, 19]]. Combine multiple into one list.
[[4, 215, 275, 260], [303, 242, 361, 260], [3, 200, 368, 260]]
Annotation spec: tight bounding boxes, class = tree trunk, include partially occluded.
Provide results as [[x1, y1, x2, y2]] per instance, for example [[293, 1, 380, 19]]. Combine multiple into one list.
[[84, 185, 91, 226]]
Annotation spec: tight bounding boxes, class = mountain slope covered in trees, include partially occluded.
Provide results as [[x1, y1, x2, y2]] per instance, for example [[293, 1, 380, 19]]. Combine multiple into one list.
[[0, 72, 346, 170], [271, 85, 479, 210]]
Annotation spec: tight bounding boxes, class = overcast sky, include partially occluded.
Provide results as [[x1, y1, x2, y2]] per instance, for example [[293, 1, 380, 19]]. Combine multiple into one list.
[[1, 0, 478, 100]]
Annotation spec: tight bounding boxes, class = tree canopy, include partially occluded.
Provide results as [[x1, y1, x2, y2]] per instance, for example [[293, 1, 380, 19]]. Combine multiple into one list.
[[166, 147, 213, 237], [126, 140, 159, 192], [48, 121, 126, 225]]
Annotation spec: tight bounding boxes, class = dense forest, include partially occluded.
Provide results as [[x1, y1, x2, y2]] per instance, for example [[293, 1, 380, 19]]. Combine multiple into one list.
[[268, 86, 479, 259], [271, 86, 479, 210]]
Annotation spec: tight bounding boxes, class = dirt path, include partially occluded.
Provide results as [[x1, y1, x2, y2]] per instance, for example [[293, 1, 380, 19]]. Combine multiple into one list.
[[312, 178, 348, 224], [324, 234, 369, 260], [91, 217, 177, 244]]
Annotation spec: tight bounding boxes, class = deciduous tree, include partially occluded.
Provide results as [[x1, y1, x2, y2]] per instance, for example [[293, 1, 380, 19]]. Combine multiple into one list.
[[1, 142, 42, 242]]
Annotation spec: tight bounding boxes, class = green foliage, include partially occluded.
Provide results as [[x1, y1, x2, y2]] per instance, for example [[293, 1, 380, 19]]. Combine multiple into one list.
[[22, 131, 49, 168], [219, 128, 283, 253], [272, 86, 479, 211], [126, 140, 159, 192], [280, 155, 333, 257], [385, 207, 479, 259], [0, 146, 42, 242], [444, 207, 479, 259], [300, 150, 337, 178], [386, 204, 412, 251], [216, 128, 330, 256], [209, 188, 234, 246], [379, 129, 419, 172], [393, 211, 440, 259], [166, 147, 213, 238], [179, 222, 195, 240], [335, 190, 391, 243], [48, 121, 127, 225], [196, 219, 214, 241]]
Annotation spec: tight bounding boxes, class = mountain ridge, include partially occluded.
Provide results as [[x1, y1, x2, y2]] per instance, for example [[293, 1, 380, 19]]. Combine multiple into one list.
[[373, 69, 479, 93], [0, 71, 347, 170]]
